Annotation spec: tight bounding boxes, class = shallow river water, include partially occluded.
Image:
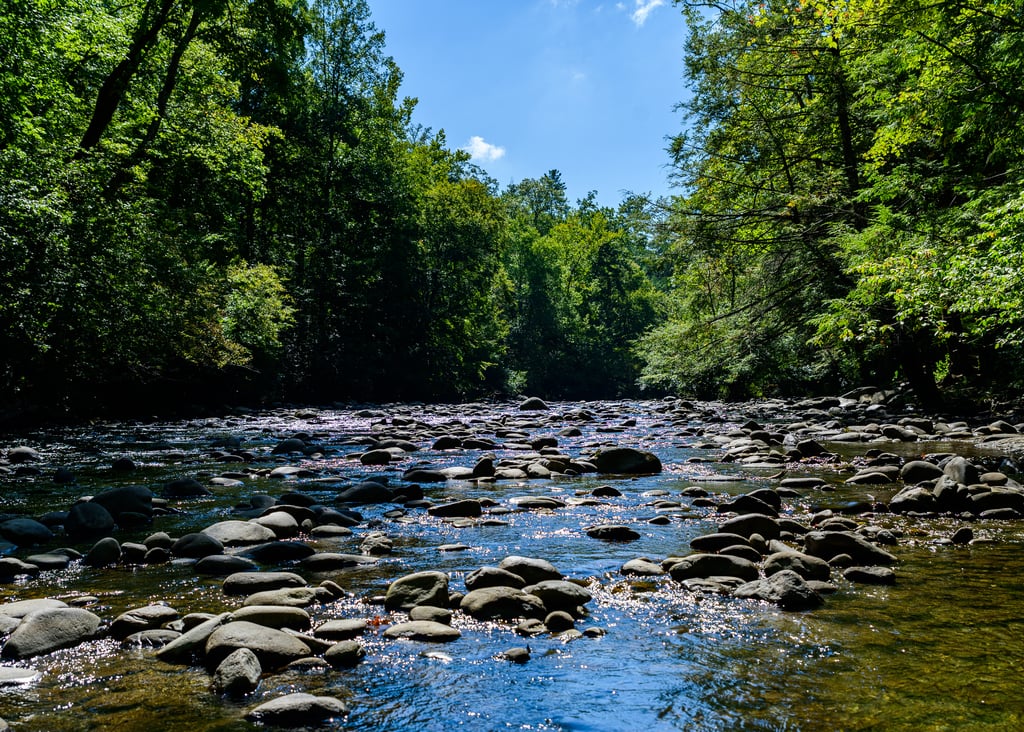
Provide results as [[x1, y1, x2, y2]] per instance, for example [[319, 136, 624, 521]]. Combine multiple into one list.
[[1, 399, 1023, 731]]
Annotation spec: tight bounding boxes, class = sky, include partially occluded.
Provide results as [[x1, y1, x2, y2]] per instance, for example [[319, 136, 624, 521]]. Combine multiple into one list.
[[366, 0, 690, 207]]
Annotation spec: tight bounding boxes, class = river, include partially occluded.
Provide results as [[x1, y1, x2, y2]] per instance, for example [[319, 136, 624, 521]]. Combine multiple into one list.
[[1, 399, 1023, 731]]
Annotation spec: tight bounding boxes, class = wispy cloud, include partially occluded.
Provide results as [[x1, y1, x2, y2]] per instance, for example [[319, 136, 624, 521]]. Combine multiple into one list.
[[630, 0, 665, 26], [463, 136, 506, 163]]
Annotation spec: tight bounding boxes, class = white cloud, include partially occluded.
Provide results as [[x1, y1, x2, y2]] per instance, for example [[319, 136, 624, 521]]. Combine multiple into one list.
[[463, 136, 506, 163], [630, 0, 665, 26]]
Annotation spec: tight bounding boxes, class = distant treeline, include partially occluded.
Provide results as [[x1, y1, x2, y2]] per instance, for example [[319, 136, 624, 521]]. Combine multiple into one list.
[[2, 0, 1022, 419]]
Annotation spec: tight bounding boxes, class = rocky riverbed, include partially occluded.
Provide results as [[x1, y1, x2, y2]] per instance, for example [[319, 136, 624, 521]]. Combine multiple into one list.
[[2, 392, 1024, 730]]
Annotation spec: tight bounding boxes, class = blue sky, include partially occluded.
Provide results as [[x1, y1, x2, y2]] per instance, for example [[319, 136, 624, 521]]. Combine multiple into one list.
[[366, 0, 689, 207]]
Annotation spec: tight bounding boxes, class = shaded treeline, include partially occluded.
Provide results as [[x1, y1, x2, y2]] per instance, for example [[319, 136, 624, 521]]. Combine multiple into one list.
[[4, 0, 1024, 421], [0, 0, 662, 418]]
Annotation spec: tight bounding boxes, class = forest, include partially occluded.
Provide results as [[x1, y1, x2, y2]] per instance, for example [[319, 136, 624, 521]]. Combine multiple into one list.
[[1, 0, 1022, 419]]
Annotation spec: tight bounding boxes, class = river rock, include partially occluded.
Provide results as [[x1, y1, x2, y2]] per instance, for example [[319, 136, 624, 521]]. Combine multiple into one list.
[[519, 397, 549, 411], [8, 446, 40, 463], [314, 618, 367, 641], [24, 552, 70, 570], [0, 557, 41, 581], [460, 586, 546, 621], [121, 629, 181, 648], [246, 693, 348, 726], [213, 647, 262, 696], [943, 456, 979, 486], [324, 640, 366, 666], [0, 598, 68, 619], [155, 612, 231, 664], [205, 620, 312, 671], [196, 555, 260, 576], [336, 481, 394, 503], [889, 485, 938, 513], [620, 558, 665, 576], [0, 517, 54, 546], [690, 533, 752, 553], [222, 571, 307, 596], [733, 569, 824, 610], [252, 511, 299, 539], [409, 605, 452, 624], [843, 565, 897, 584], [803, 531, 896, 565], [229, 605, 311, 631], [64, 501, 116, 539], [241, 541, 316, 564], [83, 536, 121, 567], [498, 556, 562, 584], [110, 604, 180, 640], [591, 447, 662, 475], [171, 532, 224, 558], [383, 621, 461, 643], [202, 520, 277, 546], [524, 580, 592, 612], [718, 494, 778, 517], [300, 552, 377, 572], [763, 550, 831, 581], [271, 438, 306, 454], [667, 553, 759, 582], [428, 499, 483, 518], [242, 587, 320, 608], [718, 513, 781, 540], [585, 524, 640, 542], [385, 571, 450, 611], [402, 468, 448, 483], [91, 485, 154, 523], [465, 566, 528, 591], [1, 607, 102, 659], [163, 477, 211, 497], [900, 460, 944, 483]]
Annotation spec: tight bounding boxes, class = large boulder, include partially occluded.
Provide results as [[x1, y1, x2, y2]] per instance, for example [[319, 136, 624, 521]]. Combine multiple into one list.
[[1, 607, 102, 660], [384, 571, 450, 611], [590, 447, 662, 475]]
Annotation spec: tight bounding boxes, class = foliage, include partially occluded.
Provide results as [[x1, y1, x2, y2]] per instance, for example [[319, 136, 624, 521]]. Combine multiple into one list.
[[640, 0, 1024, 404]]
